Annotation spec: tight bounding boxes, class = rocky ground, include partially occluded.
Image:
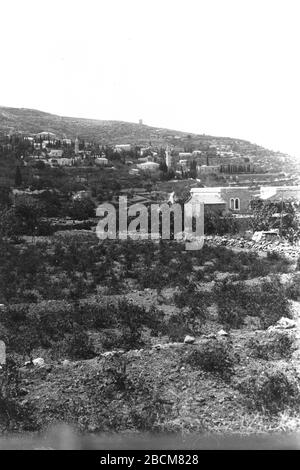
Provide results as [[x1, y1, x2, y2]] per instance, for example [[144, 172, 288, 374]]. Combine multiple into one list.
[[0, 234, 299, 447], [206, 234, 300, 259], [3, 298, 298, 440]]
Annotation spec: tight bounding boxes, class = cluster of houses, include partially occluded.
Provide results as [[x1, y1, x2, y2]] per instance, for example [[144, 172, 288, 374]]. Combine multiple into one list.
[[166, 147, 254, 176], [14, 130, 286, 181], [23, 132, 109, 168]]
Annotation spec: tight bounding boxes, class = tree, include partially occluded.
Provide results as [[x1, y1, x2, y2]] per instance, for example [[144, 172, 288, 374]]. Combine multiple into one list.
[[0, 188, 10, 209], [250, 198, 300, 242], [14, 166, 22, 187], [0, 207, 19, 240], [14, 198, 44, 236], [67, 198, 95, 220], [189, 160, 197, 179], [205, 210, 238, 235]]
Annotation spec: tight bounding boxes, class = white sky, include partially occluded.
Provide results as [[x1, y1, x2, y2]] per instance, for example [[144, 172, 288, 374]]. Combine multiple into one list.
[[0, 0, 300, 158]]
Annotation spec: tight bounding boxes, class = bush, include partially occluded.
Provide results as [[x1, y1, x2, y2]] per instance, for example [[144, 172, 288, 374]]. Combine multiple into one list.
[[237, 365, 300, 413], [173, 282, 209, 328], [257, 278, 291, 328], [65, 327, 95, 360], [185, 340, 236, 379], [165, 312, 194, 342], [66, 199, 95, 220], [247, 331, 295, 360], [213, 277, 291, 329], [213, 280, 250, 328], [76, 299, 116, 329], [205, 211, 238, 235], [115, 300, 164, 350], [285, 274, 300, 301], [0, 359, 36, 432]]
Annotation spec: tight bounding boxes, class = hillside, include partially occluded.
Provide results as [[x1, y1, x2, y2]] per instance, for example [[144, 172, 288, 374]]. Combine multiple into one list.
[[1, 232, 300, 440], [0, 106, 270, 151], [1, 105, 299, 188]]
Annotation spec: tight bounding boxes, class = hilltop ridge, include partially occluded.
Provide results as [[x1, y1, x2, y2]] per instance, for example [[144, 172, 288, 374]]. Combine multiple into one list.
[[0, 105, 262, 149]]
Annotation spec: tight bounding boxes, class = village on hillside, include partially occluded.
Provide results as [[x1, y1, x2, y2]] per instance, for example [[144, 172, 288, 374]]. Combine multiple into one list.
[[1, 122, 300, 443]]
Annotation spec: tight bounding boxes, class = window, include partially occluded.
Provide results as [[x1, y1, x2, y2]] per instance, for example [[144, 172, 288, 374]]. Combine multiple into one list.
[[234, 198, 240, 210], [230, 198, 235, 210]]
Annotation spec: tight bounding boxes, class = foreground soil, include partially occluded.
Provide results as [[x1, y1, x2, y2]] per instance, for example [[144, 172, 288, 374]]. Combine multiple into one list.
[[5, 297, 299, 437]]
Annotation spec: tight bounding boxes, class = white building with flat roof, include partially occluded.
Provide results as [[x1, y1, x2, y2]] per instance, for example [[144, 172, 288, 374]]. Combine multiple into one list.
[[260, 186, 300, 201]]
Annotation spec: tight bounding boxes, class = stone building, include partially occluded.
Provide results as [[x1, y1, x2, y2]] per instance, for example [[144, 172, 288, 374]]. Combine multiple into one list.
[[186, 186, 258, 216]]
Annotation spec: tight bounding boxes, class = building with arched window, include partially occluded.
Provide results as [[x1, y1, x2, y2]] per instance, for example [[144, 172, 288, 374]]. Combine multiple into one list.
[[230, 197, 240, 211], [188, 187, 257, 215]]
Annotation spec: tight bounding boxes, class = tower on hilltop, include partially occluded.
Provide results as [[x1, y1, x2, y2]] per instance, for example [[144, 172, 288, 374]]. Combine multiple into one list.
[[74, 136, 79, 155]]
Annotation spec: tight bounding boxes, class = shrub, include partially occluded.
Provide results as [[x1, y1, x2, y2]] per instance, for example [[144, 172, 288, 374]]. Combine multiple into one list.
[[165, 312, 194, 342], [66, 199, 95, 220], [173, 282, 209, 327], [205, 211, 238, 235], [247, 331, 295, 360], [185, 340, 236, 379], [103, 355, 129, 392], [76, 299, 116, 329], [65, 327, 95, 360], [257, 278, 291, 328], [213, 277, 291, 329], [0, 359, 36, 432], [212, 280, 250, 328], [285, 274, 300, 301], [237, 365, 300, 413], [218, 306, 244, 328]]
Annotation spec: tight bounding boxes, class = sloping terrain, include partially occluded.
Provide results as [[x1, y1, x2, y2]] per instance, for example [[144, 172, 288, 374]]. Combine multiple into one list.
[[8, 298, 300, 437], [0, 106, 270, 149], [0, 231, 300, 445]]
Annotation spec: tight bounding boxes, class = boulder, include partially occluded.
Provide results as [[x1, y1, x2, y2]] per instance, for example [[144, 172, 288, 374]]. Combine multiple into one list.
[[217, 329, 229, 337], [101, 351, 117, 358], [273, 317, 296, 330], [32, 357, 45, 367], [184, 335, 196, 344]]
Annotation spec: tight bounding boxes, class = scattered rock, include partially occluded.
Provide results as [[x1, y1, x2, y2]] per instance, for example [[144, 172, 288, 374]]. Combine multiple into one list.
[[204, 261, 215, 267], [217, 329, 229, 337], [24, 360, 33, 367], [204, 334, 217, 339], [169, 342, 183, 348], [62, 359, 71, 367], [32, 358, 45, 367], [101, 351, 117, 358], [272, 317, 296, 330], [184, 335, 196, 344]]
